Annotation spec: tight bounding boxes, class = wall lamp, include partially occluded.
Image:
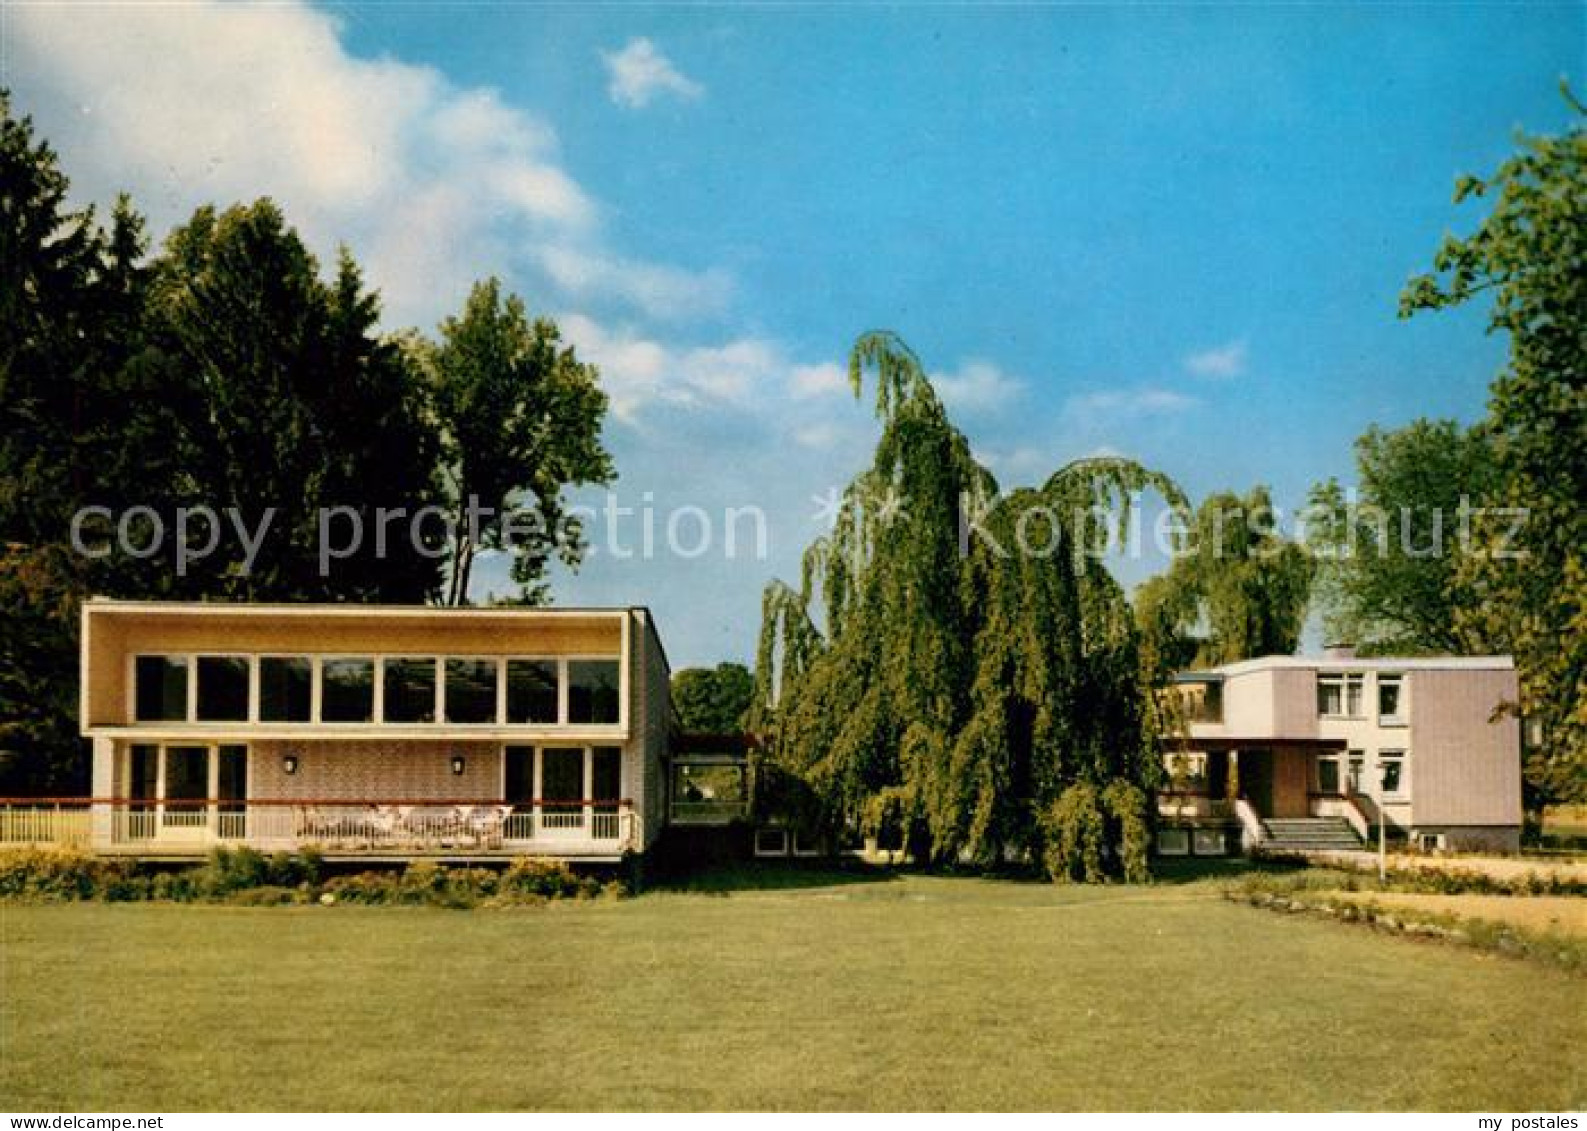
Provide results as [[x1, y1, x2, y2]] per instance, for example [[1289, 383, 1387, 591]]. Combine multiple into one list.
[[450, 755, 466, 776], [282, 753, 300, 776]]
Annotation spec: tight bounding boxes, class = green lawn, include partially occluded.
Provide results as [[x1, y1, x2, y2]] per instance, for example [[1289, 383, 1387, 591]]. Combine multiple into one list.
[[2, 868, 1583, 1111]]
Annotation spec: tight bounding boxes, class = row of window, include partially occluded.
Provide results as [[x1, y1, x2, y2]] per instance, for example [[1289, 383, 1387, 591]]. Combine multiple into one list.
[[133, 654, 622, 727], [122, 742, 621, 807], [1321, 747, 1408, 799], [1317, 672, 1404, 723], [1161, 747, 1409, 800]]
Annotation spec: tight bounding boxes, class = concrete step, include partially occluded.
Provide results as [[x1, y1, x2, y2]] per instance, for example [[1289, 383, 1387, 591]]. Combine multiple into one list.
[[1260, 816, 1363, 852]]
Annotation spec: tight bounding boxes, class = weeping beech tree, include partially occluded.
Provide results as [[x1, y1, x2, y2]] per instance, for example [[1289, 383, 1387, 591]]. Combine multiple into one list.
[[752, 332, 1187, 879]]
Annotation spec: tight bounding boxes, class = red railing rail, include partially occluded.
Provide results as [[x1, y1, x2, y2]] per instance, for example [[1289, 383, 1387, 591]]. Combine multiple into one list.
[[0, 797, 632, 807]]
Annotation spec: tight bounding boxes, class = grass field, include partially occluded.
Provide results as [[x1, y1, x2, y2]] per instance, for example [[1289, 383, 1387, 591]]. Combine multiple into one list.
[[2, 868, 1584, 1111]]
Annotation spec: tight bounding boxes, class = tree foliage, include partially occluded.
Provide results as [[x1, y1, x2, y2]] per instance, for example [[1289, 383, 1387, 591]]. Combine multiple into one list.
[[1134, 486, 1314, 669], [671, 663, 755, 733], [1400, 88, 1587, 804], [422, 279, 613, 605], [145, 201, 443, 601], [753, 332, 1185, 878], [1307, 419, 1498, 655], [0, 93, 171, 790]]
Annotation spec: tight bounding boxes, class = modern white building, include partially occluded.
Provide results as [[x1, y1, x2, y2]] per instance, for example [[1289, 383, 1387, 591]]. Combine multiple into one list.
[[1159, 648, 1523, 855]]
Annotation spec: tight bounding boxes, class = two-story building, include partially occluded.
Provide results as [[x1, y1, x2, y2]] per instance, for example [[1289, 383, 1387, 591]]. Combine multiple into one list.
[[72, 599, 673, 861], [1159, 648, 1522, 856]]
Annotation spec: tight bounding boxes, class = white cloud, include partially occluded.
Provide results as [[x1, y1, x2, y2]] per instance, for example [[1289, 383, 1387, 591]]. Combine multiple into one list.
[[930, 359, 1026, 414], [601, 38, 704, 109], [559, 314, 792, 423], [537, 245, 732, 322], [1184, 338, 1249, 379], [6, 2, 721, 326], [1066, 388, 1197, 418], [789, 362, 849, 400]]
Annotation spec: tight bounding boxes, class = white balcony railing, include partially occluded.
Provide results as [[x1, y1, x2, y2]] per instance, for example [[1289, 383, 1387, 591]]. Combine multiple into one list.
[[0, 799, 636, 857]]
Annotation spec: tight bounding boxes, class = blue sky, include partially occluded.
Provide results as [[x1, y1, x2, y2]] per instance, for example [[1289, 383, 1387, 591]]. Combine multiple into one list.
[[6, 2, 1582, 666]]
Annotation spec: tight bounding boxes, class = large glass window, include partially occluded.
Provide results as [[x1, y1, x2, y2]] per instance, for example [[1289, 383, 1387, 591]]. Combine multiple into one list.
[[382, 658, 436, 724], [567, 659, 620, 725], [445, 659, 499, 724], [134, 656, 189, 722], [1347, 750, 1365, 794], [259, 657, 312, 722], [506, 660, 559, 724], [321, 659, 375, 723], [196, 656, 250, 721], [1378, 674, 1404, 724]]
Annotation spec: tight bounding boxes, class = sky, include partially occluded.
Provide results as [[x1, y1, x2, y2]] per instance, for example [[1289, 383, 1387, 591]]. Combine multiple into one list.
[[4, 2, 1582, 668]]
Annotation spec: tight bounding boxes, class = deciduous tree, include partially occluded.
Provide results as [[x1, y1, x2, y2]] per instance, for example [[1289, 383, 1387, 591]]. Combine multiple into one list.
[[1401, 87, 1586, 805]]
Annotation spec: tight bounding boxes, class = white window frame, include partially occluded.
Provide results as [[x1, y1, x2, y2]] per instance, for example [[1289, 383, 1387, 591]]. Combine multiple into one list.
[[1377, 672, 1406, 726], [1377, 748, 1409, 801], [1346, 749, 1365, 795], [1317, 672, 1365, 719], [1315, 753, 1343, 796], [124, 650, 626, 731], [754, 826, 790, 857], [1156, 827, 1190, 857]]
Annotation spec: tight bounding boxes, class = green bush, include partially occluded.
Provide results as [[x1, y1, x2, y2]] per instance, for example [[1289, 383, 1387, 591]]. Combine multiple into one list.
[[0, 848, 616, 907], [1102, 781, 1152, 884], [1045, 783, 1108, 883], [0, 848, 118, 900]]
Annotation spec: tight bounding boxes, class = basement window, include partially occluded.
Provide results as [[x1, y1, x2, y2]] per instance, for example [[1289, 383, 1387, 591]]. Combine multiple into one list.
[[1156, 828, 1190, 856]]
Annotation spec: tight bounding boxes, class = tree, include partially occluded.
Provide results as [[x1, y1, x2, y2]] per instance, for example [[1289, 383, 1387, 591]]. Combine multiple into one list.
[[424, 279, 614, 605], [0, 92, 172, 791], [145, 200, 444, 601], [1135, 486, 1314, 669], [1306, 419, 1498, 655], [672, 663, 755, 732], [753, 331, 1184, 877], [1400, 87, 1587, 805]]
